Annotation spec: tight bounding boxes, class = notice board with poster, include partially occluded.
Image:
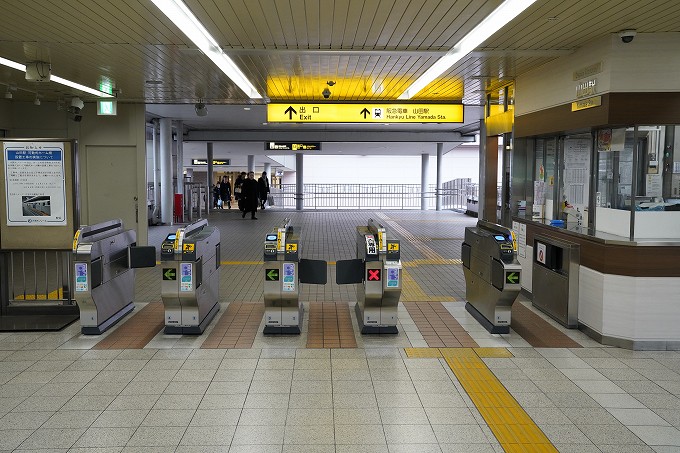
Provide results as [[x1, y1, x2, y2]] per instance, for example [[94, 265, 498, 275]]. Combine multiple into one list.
[[0, 140, 78, 249]]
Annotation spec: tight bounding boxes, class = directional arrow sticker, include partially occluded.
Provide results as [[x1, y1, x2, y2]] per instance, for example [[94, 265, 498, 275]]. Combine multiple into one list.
[[163, 268, 177, 280], [505, 271, 520, 285], [266, 269, 279, 281], [360, 108, 370, 119]]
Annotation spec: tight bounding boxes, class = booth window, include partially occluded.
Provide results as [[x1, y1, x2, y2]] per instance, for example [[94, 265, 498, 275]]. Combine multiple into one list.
[[595, 125, 680, 239]]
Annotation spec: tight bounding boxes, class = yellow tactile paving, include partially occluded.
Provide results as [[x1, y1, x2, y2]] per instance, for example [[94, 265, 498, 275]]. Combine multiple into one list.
[[404, 348, 442, 358], [443, 352, 558, 452], [474, 347, 514, 358], [402, 258, 462, 266]]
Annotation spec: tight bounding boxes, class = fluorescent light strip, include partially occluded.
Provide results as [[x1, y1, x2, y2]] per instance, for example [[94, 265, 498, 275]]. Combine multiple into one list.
[[398, 0, 538, 100], [151, 0, 262, 99], [0, 57, 113, 98]]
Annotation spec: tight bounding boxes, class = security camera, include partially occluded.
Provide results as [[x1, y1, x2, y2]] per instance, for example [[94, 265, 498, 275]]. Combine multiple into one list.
[[322, 88, 331, 99], [619, 29, 637, 43], [195, 102, 208, 117], [70, 97, 84, 110]]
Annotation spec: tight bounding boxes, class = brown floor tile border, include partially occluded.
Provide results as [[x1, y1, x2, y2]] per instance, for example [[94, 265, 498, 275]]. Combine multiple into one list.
[[94, 301, 164, 350], [511, 303, 582, 348], [202, 302, 264, 349], [405, 301, 478, 348], [307, 302, 357, 349]]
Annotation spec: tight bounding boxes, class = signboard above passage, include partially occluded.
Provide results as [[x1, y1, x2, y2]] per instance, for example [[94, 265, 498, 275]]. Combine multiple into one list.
[[266, 142, 321, 151], [191, 159, 230, 166], [267, 104, 463, 123]]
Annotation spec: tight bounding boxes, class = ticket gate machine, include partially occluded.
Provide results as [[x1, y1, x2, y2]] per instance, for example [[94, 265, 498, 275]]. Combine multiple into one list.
[[263, 219, 327, 334], [73, 219, 156, 334], [160, 219, 220, 334], [461, 220, 521, 334], [336, 219, 402, 334]]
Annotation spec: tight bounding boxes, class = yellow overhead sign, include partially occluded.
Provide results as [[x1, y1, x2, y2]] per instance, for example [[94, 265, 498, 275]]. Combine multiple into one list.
[[267, 103, 463, 123]]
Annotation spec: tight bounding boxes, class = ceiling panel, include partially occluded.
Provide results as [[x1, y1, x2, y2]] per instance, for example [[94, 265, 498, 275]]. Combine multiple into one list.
[[0, 0, 679, 110]]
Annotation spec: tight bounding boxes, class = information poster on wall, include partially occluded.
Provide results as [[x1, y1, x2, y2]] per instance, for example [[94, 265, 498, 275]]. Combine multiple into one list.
[[563, 138, 591, 207], [3, 142, 67, 226]]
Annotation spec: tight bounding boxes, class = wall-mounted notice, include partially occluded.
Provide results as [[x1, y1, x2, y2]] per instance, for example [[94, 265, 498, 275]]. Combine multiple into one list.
[[3, 142, 66, 226], [564, 138, 591, 206]]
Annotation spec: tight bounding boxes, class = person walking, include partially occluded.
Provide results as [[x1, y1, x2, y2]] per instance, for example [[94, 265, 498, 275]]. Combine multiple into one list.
[[257, 171, 270, 209], [219, 175, 231, 209], [241, 171, 259, 219], [234, 172, 246, 213], [212, 181, 221, 209]]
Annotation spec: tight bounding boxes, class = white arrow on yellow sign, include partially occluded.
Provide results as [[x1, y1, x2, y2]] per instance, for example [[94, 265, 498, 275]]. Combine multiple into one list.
[[267, 104, 463, 123]]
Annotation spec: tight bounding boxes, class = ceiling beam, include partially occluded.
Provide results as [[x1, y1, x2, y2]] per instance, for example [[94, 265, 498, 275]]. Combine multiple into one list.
[[185, 129, 474, 143]]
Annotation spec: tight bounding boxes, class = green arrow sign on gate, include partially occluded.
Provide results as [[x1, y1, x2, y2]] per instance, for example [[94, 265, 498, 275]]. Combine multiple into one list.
[[266, 269, 279, 281], [163, 268, 177, 280], [505, 271, 520, 285]]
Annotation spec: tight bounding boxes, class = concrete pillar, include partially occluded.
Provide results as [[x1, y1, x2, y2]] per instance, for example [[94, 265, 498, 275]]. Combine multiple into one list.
[[479, 119, 499, 223], [421, 153, 429, 210], [207, 142, 213, 214], [295, 153, 303, 210], [263, 162, 271, 178], [247, 155, 254, 173], [175, 121, 183, 194], [436, 143, 443, 211], [151, 119, 160, 221], [159, 118, 173, 224]]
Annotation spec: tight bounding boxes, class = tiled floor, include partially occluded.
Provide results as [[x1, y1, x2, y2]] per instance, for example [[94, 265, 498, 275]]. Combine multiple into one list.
[[0, 210, 678, 452]]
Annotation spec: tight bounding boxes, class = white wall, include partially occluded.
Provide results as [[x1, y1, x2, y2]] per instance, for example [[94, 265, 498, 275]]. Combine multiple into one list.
[[285, 145, 483, 185], [516, 32, 680, 116]]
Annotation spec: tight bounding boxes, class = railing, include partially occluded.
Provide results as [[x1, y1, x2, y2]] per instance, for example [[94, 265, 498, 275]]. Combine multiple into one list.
[[268, 179, 472, 210], [4, 250, 74, 305]]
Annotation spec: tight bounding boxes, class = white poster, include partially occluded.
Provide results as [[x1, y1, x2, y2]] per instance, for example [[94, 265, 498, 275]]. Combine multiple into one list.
[[4, 142, 67, 226], [564, 138, 591, 207], [646, 174, 663, 198]]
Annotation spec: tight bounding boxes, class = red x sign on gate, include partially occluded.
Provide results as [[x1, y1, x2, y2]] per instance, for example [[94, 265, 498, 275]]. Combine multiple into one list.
[[367, 269, 381, 281]]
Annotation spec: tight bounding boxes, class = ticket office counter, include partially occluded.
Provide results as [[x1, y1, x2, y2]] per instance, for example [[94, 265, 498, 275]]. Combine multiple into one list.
[[513, 216, 680, 350]]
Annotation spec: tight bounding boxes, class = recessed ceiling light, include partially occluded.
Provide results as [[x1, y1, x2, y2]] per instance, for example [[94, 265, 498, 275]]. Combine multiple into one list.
[[243, 107, 251, 110]]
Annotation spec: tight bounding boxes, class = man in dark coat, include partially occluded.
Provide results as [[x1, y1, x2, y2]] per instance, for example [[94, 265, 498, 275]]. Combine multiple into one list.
[[219, 176, 231, 209], [257, 171, 270, 209], [241, 171, 259, 219]]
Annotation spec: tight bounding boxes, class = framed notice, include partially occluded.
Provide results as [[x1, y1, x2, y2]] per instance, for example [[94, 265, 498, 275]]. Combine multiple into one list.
[[3, 142, 67, 226], [1, 140, 76, 250]]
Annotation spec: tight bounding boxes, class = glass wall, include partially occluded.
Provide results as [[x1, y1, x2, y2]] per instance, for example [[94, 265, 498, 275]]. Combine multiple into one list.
[[595, 125, 680, 239]]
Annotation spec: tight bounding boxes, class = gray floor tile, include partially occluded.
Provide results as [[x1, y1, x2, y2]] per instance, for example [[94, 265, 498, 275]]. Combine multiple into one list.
[[431, 424, 488, 444], [142, 408, 195, 426], [199, 393, 247, 409], [72, 427, 136, 448], [335, 424, 386, 445], [126, 426, 185, 447], [579, 423, 645, 445], [289, 393, 333, 408], [384, 424, 437, 444], [18, 427, 86, 449], [424, 407, 477, 425], [92, 410, 149, 428], [609, 408, 672, 426], [628, 425, 680, 447], [232, 424, 284, 445], [180, 425, 236, 446], [189, 408, 242, 426], [334, 407, 381, 425], [239, 408, 288, 425], [286, 408, 333, 425], [284, 424, 334, 444], [0, 410, 53, 430], [0, 429, 36, 450], [388, 444, 443, 453], [42, 410, 101, 429]]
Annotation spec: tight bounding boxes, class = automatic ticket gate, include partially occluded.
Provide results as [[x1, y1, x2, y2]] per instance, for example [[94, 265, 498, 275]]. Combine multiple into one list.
[[73, 219, 156, 334], [263, 219, 327, 334], [461, 220, 521, 334], [160, 219, 220, 334], [336, 219, 402, 334]]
